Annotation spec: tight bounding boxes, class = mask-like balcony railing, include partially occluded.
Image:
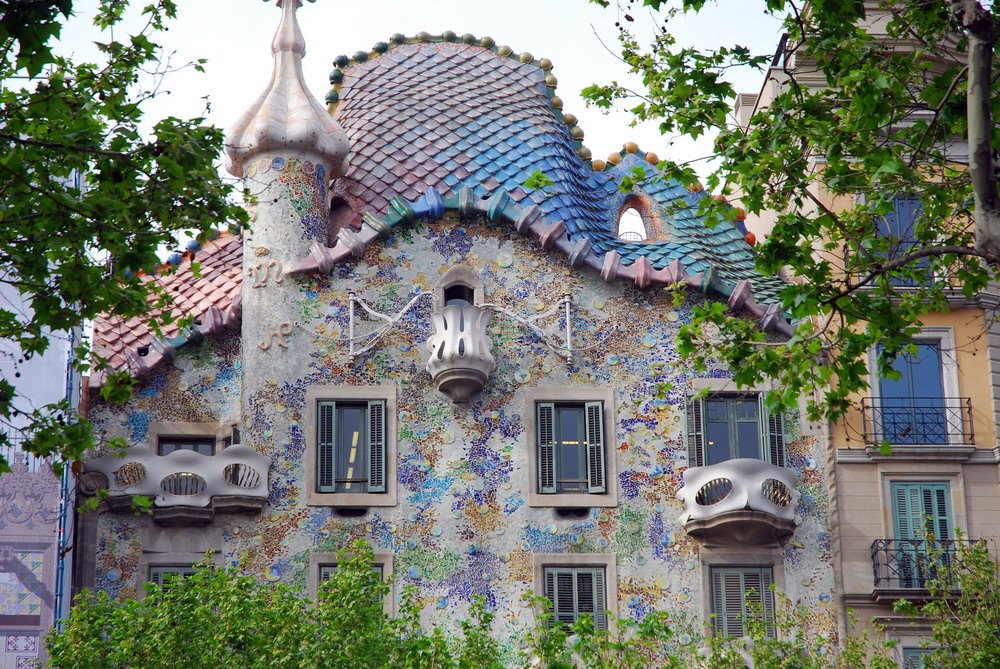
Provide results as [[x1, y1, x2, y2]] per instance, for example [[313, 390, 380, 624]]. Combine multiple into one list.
[[426, 304, 495, 402], [861, 397, 974, 446], [871, 538, 979, 601], [677, 458, 799, 546], [83, 445, 270, 526]]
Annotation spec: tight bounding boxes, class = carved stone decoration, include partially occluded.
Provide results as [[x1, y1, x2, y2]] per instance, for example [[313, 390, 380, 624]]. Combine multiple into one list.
[[84, 445, 271, 512], [426, 265, 495, 402], [676, 458, 800, 546]]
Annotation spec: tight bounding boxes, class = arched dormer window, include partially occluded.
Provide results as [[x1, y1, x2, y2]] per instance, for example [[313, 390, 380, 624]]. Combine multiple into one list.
[[617, 207, 647, 242], [434, 265, 484, 310], [616, 194, 668, 242]]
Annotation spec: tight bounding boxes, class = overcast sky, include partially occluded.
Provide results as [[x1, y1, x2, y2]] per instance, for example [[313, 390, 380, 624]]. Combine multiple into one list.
[[55, 0, 783, 180]]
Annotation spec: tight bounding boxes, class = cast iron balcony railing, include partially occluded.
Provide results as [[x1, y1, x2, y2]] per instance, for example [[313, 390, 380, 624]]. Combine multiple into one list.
[[861, 397, 974, 446], [871, 538, 979, 591]]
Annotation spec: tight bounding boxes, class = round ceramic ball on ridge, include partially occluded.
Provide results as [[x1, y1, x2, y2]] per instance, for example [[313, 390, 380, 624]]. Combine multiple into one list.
[[645, 152, 659, 164], [333, 54, 349, 68], [624, 141, 639, 154], [329, 69, 344, 84], [353, 51, 368, 62], [325, 90, 339, 104], [390, 33, 406, 44], [519, 52, 533, 63], [416, 31, 431, 41], [735, 207, 747, 221], [607, 153, 622, 165], [443, 30, 457, 42], [462, 33, 476, 44], [539, 58, 553, 70], [480, 36, 495, 48], [578, 146, 592, 160], [373, 41, 389, 54], [570, 126, 584, 140], [545, 74, 558, 87], [745, 231, 757, 246], [167, 252, 183, 266], [550, 96, 563, 109], [497, 45, 513, 56], [592, 159, 607, 171]]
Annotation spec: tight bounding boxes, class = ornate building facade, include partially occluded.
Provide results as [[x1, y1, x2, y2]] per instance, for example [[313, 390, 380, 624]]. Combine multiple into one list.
[[75, 0, 837, 660]]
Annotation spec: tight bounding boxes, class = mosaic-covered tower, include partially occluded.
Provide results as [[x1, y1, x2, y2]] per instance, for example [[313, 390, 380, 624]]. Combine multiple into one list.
[[80, 1, 838, 660]]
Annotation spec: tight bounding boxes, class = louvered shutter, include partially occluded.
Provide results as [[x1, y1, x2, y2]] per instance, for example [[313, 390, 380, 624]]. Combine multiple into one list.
[[149, 567, 166, 588], [686, 395, 705, 468], [585, 401, 606, 493], [317, 401, 337, 492], [712, 568, 775, 639], [924, 484, 952, 542], [592, 568, 608, 630], [893, 482, 951, 541], [537, 403, 556, 493], [758, 568, 775, 638], [544, 567, 556, 616], [548, 569, 577, 627], [367, 400, 387, 493], [761, 397, 786, 467]]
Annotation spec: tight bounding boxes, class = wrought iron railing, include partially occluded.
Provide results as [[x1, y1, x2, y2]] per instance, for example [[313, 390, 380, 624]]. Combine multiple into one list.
[[1, 426, 46, 473], [861, 397, 973, 446], [871, 538, 979, 589]]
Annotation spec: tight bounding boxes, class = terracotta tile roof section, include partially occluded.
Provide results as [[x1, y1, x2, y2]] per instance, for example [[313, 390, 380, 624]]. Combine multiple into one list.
[[91, 233, 243, 385]]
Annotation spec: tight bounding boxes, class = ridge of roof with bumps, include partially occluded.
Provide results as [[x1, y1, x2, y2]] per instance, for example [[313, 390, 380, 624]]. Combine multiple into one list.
[[90, 31, 794, 388]]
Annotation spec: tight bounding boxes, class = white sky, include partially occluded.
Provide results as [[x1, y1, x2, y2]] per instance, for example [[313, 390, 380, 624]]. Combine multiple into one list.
[[55, 0, 784, 180]]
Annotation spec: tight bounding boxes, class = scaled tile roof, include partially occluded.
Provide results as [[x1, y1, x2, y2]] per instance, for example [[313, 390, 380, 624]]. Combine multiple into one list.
[[91, 233, 243, 384], [329, 39, 787, 303]]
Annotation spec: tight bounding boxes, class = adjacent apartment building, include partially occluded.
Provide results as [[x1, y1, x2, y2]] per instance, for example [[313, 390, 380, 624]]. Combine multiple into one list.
[[74, 0, 839, 658], [0, 279, 80, 669], [737, 3, 1000, 666]]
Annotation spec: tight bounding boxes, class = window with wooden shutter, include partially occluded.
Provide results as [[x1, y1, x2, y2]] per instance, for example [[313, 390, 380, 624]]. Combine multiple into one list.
[[687, 393, 786, 467], [543, 566, 607, 630], [367, 400, 386, 493], [317, 401, 337, 492], [149, 566, 198, 588], [537, 403, 607, 495], [902, 647, 933, 668], [892, 482, 952, 542], [316, 400, 389, 494], [710, 566, 775, 638], [585, 401, 606, 494], [537, 403, 556, 494]]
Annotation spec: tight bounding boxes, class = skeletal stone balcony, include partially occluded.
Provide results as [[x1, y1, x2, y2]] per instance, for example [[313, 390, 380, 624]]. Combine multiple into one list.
[[83, 445, 270, 526], [426, 303, 495, 402], [677, 459, 799, 546]]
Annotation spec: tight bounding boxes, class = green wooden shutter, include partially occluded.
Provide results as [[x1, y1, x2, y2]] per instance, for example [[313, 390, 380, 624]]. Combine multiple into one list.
[[711, 567, 775, 639], [317, 401, 337, 492], [545, 568, 578, 627], [686, 395, 705, 468], [585, 401, 607, 494], [367, 400, 387, 493], [893, 482, 951, 540], [761, 397, 786, 467], [537, 403, 556, 493], [592, 567, 608, 630], [149, 566, 196, 589]]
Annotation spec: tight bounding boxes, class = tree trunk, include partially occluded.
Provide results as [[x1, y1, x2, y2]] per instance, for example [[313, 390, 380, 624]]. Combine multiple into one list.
[[951, 0, 1000, 261]]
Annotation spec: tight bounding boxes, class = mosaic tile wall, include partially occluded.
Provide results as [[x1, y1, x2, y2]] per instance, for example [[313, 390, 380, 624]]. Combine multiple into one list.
[[89, 213, 836, 657]]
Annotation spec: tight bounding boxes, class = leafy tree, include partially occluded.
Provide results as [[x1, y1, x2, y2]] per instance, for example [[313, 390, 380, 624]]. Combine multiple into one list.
[[585, 0, 1000, 421], [0, 0, 246, 472]]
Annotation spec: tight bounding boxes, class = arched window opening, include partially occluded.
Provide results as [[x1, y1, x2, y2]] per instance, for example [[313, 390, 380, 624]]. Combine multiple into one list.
[[443, 284, 475, 307], [617, 207, 647, 242]]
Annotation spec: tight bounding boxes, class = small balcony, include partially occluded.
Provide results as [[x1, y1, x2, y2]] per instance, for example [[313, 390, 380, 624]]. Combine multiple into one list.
[[870, 538, 978, 602], [425, 303, 495, 402], [83, 445, 270, 526], [861, 397, 974, 447], [677, 459, 799, 546]]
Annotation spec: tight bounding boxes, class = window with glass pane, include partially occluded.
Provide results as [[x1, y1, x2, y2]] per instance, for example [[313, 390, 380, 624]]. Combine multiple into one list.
[[149, 566, 198, 588], [903, 647, 933, 668], [710, 567, 775, 638], [158, 436, 215, 456], [875, 197, 931, 287], [878, 342, 946, 444], [686, 394, 786, 468], [316, 400, 387, 494], [536, 402, 606, 494], [543, 566, 607, 629]]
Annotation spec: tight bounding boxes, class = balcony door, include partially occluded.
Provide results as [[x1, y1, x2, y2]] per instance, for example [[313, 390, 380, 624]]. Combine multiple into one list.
[[892, 482, 952, 588], [878, 342, 946, 445]]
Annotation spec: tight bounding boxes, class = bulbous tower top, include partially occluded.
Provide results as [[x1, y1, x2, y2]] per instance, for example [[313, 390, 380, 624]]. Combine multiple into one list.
[[225, 0, 349, 178]]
